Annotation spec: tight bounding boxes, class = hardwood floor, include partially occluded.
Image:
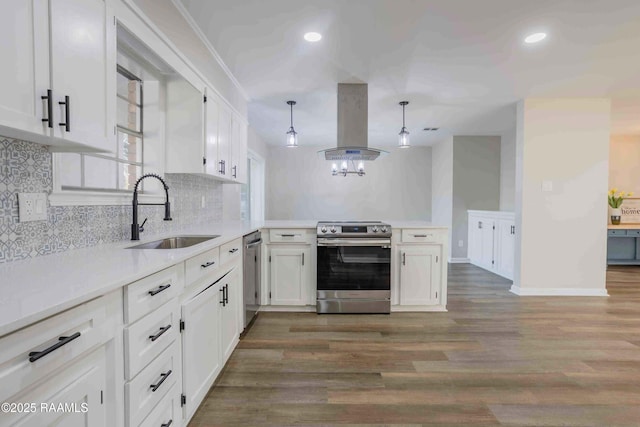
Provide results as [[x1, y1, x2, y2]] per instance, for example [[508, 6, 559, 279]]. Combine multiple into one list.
[[189, 264, 640, 426]]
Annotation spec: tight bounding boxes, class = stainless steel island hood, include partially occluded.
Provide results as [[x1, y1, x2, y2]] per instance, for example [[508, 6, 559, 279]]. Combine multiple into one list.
[[319, 83, 388, 161]]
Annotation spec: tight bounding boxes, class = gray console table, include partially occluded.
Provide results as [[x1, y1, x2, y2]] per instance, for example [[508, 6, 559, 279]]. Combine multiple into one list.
[[607, 226, 640, 265]]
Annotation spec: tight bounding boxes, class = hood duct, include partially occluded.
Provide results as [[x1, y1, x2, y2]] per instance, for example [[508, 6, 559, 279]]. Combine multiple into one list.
[[319, 83, 388, 161]]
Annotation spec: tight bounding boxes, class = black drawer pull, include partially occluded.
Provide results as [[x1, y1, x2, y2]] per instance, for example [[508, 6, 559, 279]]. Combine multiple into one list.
[[280, 234, 295, 237], [201, 261, 216, 268], [29, 332, 81, 362], [148, 284, 171, 296], [220, 287, 225, 306], [150, 370, 172, 392], [58, 95, 70, 132], [161, 421, 173, 427], [232, 165, 237, 178], [414, 234, 429, 238], [224, 284, 229, 304], [41, 89, 53, 128], [149, 324, 171, 342], [229, 248, 239, 254]]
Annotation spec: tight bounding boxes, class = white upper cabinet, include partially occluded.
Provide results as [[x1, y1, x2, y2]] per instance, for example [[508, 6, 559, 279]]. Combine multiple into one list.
[[204, 92, 220, 176], [231, 117, 248, 184], [0, 0, 115, 152], [217, 105, 232, 177]]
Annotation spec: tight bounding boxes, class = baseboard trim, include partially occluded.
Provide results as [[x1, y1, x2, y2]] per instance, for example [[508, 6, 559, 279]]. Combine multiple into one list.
[[391, 306, 448, 312], [510, 285, 609, 297], [259, 306, 316, 312], [449, 258, 470, 264]]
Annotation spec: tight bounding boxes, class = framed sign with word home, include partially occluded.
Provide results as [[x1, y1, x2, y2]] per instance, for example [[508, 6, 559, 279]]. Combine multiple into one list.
[[621, 199, 640, 223]]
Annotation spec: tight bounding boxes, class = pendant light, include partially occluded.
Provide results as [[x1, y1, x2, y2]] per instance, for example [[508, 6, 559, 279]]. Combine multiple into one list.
[[285, 100, 298, 147], [398, 101, 410, 148]]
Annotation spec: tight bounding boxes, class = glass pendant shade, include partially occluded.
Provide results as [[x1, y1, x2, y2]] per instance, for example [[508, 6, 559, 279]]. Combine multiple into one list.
[[285, 100, 298, 147], [398, 101, 410, 148]]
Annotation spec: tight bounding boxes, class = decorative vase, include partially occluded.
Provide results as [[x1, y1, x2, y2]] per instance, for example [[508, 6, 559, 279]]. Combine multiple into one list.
[[611, 207, 622, 225]]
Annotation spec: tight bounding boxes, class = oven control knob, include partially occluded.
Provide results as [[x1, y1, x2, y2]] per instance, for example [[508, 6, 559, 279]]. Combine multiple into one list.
[[372, 226, 379, 233], [330, 227, 337, 233], [320, 226, 327, 233], [381, 226, 388, 233]]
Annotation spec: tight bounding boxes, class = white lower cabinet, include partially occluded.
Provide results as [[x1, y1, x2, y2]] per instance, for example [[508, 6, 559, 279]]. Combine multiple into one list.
[[2, 347, 107, 427], [181, 278, 222, 421], [220, 267, 240, 363], [468, 210, 515, 280], [269, 246, 311, 306], [399, 245, 442, 306]]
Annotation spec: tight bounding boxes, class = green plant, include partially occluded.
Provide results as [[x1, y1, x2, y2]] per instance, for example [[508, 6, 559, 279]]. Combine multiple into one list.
[[609, 188, 633, 208]]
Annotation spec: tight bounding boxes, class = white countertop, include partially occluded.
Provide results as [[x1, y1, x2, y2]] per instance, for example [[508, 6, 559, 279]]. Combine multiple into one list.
[[0, 219, 446, 336]]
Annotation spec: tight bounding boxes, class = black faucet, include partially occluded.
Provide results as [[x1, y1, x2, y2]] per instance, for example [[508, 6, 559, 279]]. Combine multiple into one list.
[[131, 174, 172, 240]]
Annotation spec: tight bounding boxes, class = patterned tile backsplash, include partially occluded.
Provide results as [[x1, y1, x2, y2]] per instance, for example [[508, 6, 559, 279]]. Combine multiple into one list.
[[0, 137, 223, 264]]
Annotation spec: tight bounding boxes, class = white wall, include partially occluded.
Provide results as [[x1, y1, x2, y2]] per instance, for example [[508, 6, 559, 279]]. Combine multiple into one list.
[[609, 135, 640, 194], [500, 127, 517, 211], [452, 136, 501, 259], [248, 126, 269, 161], [431, 138, 453, 256], [266, 146, 432, 220], [514, 98, 610, 296]]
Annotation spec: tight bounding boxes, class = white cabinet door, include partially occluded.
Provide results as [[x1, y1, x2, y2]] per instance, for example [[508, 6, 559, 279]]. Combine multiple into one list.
[[204, 92, 220, 176], [270, 246, 310, 306], [217, 106, 232, 177], [230, 118, 247, 183], [181, 282, 222, 421], [49, 0, 114, 152], [479, 218, 495, 270], [3, 347, 106, 427], [220, 268, 240, 363], [399, 246, 441, 306], [0, 0, 50, 139], [165, 79, 205, 173], [498, 219, 515, 280]]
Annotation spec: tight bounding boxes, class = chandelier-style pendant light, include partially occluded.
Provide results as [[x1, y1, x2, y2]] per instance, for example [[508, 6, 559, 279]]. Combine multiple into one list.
[[398, 101, 410, 148], [285, 100, 298, 147]]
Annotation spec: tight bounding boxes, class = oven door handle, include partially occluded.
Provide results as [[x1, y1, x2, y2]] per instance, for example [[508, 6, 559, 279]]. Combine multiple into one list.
[[317, 239, 391, 247]]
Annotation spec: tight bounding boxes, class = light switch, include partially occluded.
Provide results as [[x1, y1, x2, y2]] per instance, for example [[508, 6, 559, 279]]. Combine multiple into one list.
[[542, 181, 553, 192]]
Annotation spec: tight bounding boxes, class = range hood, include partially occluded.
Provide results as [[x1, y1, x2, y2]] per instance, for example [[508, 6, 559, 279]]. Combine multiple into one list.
[[319, 83, 388, 161]]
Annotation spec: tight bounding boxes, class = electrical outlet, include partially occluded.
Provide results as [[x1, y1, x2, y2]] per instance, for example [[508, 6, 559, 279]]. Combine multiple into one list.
[[542, 180, 553, 192], [458, 240, 464, 247], [18, 193, 48, 222], [201, 196, 206, 208]]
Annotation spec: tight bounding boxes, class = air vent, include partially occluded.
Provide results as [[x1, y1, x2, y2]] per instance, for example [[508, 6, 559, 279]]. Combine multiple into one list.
[[423, 128, 439, 131]]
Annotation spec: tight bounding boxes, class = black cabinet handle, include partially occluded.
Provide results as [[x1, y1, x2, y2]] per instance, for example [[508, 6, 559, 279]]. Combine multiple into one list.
[[232, 165, 237, 178], [478, 221, 483, 229], [161, 421, 173, 427], [149, 324, 172, 342], [41, 89, 53, 128], [29, 332, 81, 362], [302, 253, 304, 266], [224, 284, 229, 305], [58, 95, 70, 132], [402, 252, 406, 266], [229, 248, 239, 254], [150, 370, 172, 392], [201, 261, 215, 269], [148, 284, 171, 296], [220, 287, 225, 306], [414, 234, 428, 238], [280, 234, 295, 237]]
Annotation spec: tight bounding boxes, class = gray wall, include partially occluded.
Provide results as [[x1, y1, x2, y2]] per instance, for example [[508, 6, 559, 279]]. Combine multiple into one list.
[[431, 138, 454, 255], [500, 128, 516, 211], [0, 137, 223, 264], [452, 136, 501, 259], [266, 146, 432, 220]]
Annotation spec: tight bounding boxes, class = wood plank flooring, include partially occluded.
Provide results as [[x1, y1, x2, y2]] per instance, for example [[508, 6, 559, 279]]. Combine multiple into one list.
[[189, 264, 640, 426]]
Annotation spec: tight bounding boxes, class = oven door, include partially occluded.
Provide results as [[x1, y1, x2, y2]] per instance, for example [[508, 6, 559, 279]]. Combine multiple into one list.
[[317, 238, 391, 292]]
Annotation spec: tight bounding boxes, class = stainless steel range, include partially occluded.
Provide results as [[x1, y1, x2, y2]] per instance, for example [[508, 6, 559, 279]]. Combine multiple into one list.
[[316, 221, 391, 314]]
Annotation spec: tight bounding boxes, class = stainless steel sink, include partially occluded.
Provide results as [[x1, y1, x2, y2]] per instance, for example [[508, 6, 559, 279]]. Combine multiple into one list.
[[127, 235, 220, 249]]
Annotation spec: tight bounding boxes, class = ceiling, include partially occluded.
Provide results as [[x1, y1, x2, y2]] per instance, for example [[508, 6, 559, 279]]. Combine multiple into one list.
[[178, 0, 640, 146]]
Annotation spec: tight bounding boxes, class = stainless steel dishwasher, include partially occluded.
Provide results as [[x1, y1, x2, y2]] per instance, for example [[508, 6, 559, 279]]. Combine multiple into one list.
[[243, 231, 262, 329]]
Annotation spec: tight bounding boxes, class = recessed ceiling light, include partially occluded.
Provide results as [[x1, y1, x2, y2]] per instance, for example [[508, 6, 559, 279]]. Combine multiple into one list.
[[524, 32, 547, 44], [304, 32, 322, 42]]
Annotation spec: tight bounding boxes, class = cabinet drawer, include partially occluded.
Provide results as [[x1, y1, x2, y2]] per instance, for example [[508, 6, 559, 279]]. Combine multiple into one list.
[[269, 229, 310, 243], [126, 340, 180, 427], [185, 247, 220, 285], [401, 229, 445, 243], [0, 296, 107, 403], [626, 230, 640, 236], [124, 265, 183, 324], [2, 346, 106, 426], [220, 238, 242, 266], [608, 229, 627, 236], [139, 382, 182, 427], [125, 299, 180, 380]]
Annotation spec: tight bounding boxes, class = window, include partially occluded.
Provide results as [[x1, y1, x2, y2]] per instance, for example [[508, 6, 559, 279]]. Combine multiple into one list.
[[58, 66, 144, 192]]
